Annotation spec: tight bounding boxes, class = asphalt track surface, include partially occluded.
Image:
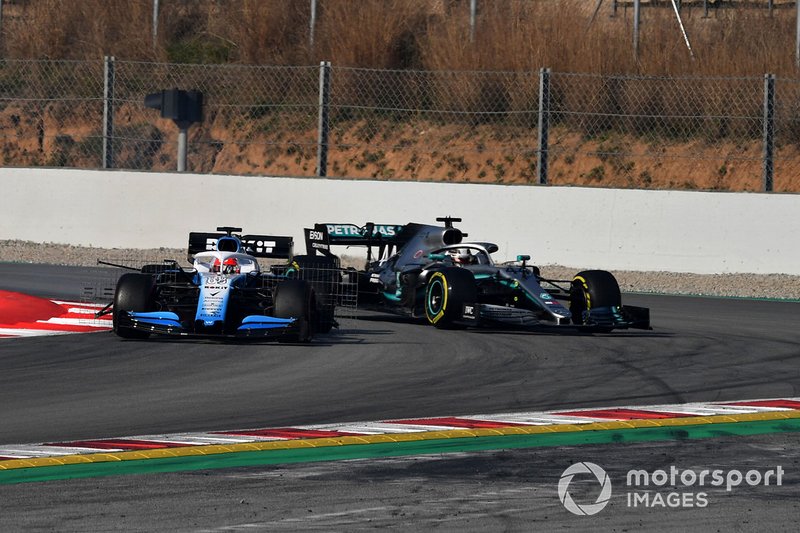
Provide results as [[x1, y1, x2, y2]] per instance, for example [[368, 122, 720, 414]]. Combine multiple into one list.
[[1, 263, 799, 530]]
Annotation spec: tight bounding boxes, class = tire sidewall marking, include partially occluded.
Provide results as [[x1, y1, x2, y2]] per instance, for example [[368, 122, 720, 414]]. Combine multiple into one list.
[[426, 272, 448, 324]]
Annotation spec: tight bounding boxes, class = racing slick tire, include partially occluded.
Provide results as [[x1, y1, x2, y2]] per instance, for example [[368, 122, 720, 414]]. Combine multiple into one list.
[[569, 270, 622, 331], [113, 273, 156, 339], [424, 267, 477, 329], [289, 255, 339, 334], [274, 280, 315, 343]]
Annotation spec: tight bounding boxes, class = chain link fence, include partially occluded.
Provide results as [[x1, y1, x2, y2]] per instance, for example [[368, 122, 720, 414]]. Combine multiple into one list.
[[109, 61, 321, 173], [1, 58, 798, 191], [325, 67, 541, 181], [0, 59, 104, 168], [548, 72, 767, 190]]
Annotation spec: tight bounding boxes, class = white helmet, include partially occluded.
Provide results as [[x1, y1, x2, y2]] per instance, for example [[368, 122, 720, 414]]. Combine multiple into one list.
[[454, 249, 474, 265]]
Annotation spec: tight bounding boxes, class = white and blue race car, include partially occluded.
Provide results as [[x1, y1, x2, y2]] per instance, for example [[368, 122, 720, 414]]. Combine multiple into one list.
[[108, 227, 339, 342]]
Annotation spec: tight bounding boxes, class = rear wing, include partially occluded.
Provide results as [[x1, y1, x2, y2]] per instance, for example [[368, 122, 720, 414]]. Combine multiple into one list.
[[307, 223, 413, 260], [313, 223, 408, 246], [188, 232, 293, 260]]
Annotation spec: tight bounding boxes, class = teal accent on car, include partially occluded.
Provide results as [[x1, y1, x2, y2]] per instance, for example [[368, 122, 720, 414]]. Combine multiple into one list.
[[382, 292, 402, 302]]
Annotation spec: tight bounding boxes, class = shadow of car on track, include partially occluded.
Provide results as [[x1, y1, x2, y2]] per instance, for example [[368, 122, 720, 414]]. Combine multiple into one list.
[[348, 314, 671, 338], [467, 326, 672, 338], [105, 326, 396, 346], [349, 313, 423, 324]]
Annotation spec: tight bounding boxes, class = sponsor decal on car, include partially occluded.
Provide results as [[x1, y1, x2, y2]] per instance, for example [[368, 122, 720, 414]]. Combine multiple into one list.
[[205, 275, 228, 286], [304, 228, 331, 254], [326, 224, 401, 238], [462, 304, 478, 320], [197, 275, 233, 324], [241, 239, 277, 255]]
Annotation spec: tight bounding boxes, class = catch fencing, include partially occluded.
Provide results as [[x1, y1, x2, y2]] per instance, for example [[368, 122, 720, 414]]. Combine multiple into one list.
[[0, 58, 798, 191]]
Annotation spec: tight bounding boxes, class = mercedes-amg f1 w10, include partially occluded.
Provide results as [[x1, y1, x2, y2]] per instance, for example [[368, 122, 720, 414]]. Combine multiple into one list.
[[303, 217, 650, 331]]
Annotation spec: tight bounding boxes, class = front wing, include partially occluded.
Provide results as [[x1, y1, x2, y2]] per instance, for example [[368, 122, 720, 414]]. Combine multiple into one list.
[[475, 303, 650, 330], [117, 311, 301, 339]]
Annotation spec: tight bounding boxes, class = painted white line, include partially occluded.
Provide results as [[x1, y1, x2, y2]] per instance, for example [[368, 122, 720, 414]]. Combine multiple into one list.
[[298, 423, 441, 434], [0, 445, 124, 458], [467, 400, 800, 422], [0, 328, 75, 337], [460, 414, 618, 425], [66, 307, 104, 315], [350, 422, 465, 433], [133, 433, 287, 445], [640, 404, 789, 415], [51, 301, 108, 308], [38, 317, 111, 328]]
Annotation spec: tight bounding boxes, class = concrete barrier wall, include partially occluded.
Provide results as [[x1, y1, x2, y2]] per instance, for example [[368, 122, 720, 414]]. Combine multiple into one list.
[[2, 168, 798, 274]]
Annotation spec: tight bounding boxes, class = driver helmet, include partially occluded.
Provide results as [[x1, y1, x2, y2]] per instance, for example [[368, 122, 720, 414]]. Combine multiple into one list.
[[211, 257, 221, 273], [455, 249, 475, 265], [222, 256, 240, 274]]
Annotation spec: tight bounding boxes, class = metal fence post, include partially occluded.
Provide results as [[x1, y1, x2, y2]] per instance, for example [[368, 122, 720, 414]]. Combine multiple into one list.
[[762, 73, 775, 192], [469, 0, 477, 43], [102, 55, 115, 169], [309, 0, 317, 48], [633, 0, 641, 60], [537, 68, 551, 185], [316, 61, 331, 177], [177, 127, 188, 172], [797, 1, 800, 68], [152, 0, 159, 50]]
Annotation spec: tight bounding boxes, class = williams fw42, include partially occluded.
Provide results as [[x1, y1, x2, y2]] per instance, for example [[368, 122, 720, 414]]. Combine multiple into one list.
[[103, 227, 344, 342], [307, 218, 650, 331]]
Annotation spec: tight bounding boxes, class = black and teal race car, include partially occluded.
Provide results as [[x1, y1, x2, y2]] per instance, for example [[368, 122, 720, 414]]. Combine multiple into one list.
[[303, 217, 650, 331]]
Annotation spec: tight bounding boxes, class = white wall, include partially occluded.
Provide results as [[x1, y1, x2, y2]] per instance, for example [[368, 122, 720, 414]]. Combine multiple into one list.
[[2, 168, 798, 274]]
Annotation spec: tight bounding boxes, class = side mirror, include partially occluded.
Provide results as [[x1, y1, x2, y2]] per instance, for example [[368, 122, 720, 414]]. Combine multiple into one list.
[[517, 254, 531, 268]]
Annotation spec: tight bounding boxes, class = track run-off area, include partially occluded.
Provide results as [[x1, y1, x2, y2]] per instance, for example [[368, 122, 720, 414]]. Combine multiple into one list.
[[0, 263, 799, 530]]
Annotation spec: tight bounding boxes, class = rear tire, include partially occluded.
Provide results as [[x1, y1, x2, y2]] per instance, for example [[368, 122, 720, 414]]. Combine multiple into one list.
[[113, 273, 155, 339], [570, 270, 621, 330], [274, 280, 314, 343], [424, 268, 476, 329], [290, 255, 339, 334]]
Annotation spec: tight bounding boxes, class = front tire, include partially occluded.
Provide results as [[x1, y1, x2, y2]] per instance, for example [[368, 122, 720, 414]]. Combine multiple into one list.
[[274, 280, 315, 343], [570, 270, 621, 330], [113, 273, 155, 339], [424, 268, 477, 329]]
